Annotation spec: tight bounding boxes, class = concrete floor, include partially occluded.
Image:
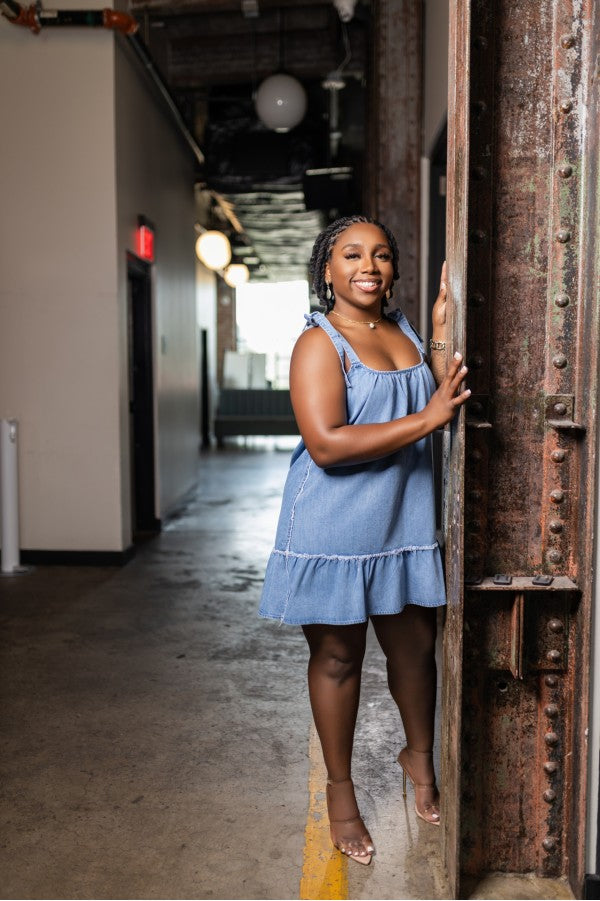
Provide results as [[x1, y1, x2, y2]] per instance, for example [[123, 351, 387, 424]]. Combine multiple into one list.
[[0, 445, 574, 900]]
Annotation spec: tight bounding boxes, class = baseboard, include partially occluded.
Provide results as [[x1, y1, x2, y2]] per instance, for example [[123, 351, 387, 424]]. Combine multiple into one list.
[[585, 874, 600, 899], [20, 546, 136, 566]]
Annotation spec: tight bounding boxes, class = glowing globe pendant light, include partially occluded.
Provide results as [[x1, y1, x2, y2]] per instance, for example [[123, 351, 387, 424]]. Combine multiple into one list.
[[224, 263, 250, 288], [255, 73, 307, 133], [195, 231, 232, 270]]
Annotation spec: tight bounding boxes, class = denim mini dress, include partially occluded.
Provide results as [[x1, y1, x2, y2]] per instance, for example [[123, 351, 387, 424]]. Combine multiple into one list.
[[258, 309, 446, 626]]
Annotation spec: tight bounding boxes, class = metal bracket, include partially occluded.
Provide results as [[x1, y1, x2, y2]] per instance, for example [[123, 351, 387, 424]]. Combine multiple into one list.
[[493, 573, 512, 586], [545, 394, 586, 434]]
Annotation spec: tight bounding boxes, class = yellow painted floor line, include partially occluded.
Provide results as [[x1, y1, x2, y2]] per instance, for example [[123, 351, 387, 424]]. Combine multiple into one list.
[[299, 724, 348, 901]]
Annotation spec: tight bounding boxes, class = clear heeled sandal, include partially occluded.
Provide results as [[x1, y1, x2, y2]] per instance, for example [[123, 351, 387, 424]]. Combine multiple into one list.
[[326, 778, 375, 865], [397, 748, 441, 826]]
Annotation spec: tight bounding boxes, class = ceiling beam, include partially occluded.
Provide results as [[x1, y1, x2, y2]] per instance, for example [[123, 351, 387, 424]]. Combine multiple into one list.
[[132, 0, 328, 15]]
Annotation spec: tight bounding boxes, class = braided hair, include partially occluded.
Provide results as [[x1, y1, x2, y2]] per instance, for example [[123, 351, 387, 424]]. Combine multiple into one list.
[[309, 215, 400, 312]]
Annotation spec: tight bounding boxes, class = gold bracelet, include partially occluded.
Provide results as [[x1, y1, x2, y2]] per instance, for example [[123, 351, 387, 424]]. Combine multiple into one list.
[[429, 339, 446, 351]]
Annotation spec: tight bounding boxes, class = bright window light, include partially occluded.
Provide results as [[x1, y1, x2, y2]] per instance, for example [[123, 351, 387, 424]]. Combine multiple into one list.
[[236, 280, 310, 388]]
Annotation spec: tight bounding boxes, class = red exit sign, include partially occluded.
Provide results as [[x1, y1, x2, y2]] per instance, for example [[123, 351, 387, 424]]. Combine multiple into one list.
[[136, 217, 155, 262]]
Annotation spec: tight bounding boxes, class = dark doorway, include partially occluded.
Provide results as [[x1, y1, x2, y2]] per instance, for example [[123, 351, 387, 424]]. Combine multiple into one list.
[[199, 327, 211, 450], [127, 253, 160, 538], [428, 120, 447, 322], [428, 120, 448, 533]]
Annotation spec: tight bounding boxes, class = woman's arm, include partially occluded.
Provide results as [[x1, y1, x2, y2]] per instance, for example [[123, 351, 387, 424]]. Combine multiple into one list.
[[289, 325, 469, 469], [429, 261, 448, 386]]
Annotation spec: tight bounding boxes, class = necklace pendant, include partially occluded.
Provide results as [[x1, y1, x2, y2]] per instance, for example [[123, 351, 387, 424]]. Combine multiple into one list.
[[369, 322, 375, 329]]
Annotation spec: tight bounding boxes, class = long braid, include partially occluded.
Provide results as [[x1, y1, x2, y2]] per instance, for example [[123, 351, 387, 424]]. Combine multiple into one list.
[[309, 216, 400, 312]]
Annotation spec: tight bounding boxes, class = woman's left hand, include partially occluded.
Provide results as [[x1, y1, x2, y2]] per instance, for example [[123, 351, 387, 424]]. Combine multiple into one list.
[[431, 261, 447, 334]]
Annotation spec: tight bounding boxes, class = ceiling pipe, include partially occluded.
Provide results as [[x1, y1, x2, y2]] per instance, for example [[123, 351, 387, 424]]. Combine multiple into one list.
[[125, 31, 205, 166], [1, 0, 138, 34], [0, 0, 205, 167]]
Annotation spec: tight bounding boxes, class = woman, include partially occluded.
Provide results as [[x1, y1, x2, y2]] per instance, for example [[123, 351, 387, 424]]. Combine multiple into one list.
[[259, 215, 470, 864]]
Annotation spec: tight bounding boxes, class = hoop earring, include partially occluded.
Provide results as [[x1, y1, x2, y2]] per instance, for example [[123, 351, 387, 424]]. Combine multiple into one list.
[[386, 287, 393, 300]]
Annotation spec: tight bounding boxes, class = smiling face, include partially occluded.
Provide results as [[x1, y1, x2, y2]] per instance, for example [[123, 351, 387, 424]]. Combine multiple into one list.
[[324, 222, 394, 315]]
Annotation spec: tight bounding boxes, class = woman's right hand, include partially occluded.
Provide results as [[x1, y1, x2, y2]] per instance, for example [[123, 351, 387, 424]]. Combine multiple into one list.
[[423, 352, 471, 429]]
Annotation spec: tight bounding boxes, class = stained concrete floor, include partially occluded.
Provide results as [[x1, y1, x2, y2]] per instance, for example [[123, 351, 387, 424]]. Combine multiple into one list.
[[0, 444, 574, 900]]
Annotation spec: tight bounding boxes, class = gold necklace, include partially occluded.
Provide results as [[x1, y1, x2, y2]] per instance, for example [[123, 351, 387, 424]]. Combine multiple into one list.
[[329, 309, 384, 330]]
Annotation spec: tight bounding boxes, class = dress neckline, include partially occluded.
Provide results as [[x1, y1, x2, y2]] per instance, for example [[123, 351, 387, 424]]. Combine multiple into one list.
[[316, 311, 425, 374]]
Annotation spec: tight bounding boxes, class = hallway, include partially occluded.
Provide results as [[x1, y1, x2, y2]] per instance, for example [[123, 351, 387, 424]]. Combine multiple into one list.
[[0, 448, 572, 900]]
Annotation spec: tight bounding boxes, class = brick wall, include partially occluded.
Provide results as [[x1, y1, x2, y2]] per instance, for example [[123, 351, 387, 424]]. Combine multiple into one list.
[[216, 278, 236, 385]]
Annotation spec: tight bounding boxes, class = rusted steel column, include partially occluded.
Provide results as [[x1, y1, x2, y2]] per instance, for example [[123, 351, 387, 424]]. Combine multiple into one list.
[[440, 0, 469, 890], [365, 0, 422, 326], [443, 0, 599, 895]]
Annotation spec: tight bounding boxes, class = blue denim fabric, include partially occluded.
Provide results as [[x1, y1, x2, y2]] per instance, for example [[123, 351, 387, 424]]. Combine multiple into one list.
[[259, 309, 446, 625]]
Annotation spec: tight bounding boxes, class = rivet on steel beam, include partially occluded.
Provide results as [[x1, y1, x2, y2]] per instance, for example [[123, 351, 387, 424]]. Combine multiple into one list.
[[553, 355, 568, 369], [469, 401, 483, 415], [551, 450, 566, 463], [468, 489, 482, 503], [553, 402, 567, 415], [549, 520, 563, 534], [468, 354, 484, 369], [543, 836, 557, 852], [547, 550, 562, 565], [556, 228, 571, 243], [555, 293, 570, 307], [547, 649, 562, 663], [558, 164, 573, 178], [548, 618, 564, 633], [543, 788, 557, 803], [560, 34, 575, 49], [544, 704, 559, 718], [545, 731, 559, 746], [560, 99, 573, 113], [545, 675, 558, 687], [468, 293, 485, 308], [467, 520, 480, 534], [468, 449, 483, 463], [550, 489, 565, 503], [473, 100, 488, 117], [544, 761, 559, 775], [471, 165, 488, 181], [473, 35, 488, 50], [470, 229, 487, 245]]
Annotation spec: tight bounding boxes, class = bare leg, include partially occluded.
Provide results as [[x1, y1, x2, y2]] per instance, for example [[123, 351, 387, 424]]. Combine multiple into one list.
[[302, 622, 374, 860], [371, 606, 440, 822]]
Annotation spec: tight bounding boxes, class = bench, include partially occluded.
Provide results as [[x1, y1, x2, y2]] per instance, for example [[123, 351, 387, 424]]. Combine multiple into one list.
[[215, 388, 299, 442]]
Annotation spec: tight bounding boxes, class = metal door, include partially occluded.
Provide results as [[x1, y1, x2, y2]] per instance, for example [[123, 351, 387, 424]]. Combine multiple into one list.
[[441, 0, 600, 895]]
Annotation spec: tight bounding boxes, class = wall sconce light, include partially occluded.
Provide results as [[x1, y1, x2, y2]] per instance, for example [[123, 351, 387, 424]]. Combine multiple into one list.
[[195, 230, 232, 270], [223, 263, 250, 288], [255, 73, 307, 133]]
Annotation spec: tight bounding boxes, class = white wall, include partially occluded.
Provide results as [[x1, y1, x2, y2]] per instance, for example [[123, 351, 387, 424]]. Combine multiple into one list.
[[0, 13, 123, 551], [114, 39, 199, 529], [0, 11, 200, 552]]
